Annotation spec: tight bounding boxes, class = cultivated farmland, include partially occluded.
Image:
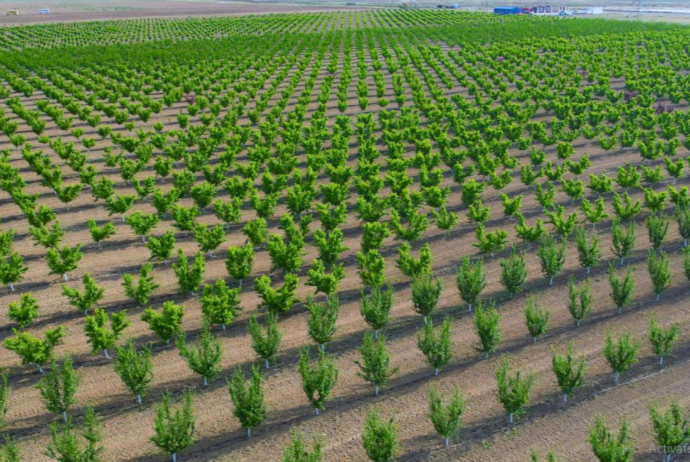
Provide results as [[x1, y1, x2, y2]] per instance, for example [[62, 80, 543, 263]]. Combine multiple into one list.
[[1, 10, 690, 462]]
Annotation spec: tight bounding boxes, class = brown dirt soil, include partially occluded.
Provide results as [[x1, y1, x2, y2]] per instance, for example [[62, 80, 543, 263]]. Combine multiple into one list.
[[0, 0, 369, 25], [1, 27, 690, 462]]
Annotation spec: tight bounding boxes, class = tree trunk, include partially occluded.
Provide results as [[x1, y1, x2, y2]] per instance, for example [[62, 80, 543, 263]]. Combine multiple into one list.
[[375, 385, 379, 396], [319, 344, 325, 354], [37, 364, 43, 373], [85, 310, 88, 316], [63, 411, 67, 422], [549, 277, 553, 286], [509, 413, 513, 424], [142, 235, 146, 243], [614, 372, 620, 383], [468, 303, 472, 312], [445, 437, 449, 448], [586, 266, 590, 275], [315, 407, 319, 416], [63, 274, 68, 282], [265, 359, 269, 369], [222, 324, 226, 331], [97, 241, 101, 249], [533, 336, 537, 344], [577, 319, 581, 327], [172, 453, 177, 462], [203, 376, 208, 387], [563, 394, 567, 403], [247, 428, 251, 437], [659, 356, 664, 366], [104, 349, 109, 359], [239, 279, 243, 288], [137, 394, 142, 405], [618, 306, 622, 315], [656, 294, 660, 301], [434, 368, 439, 376], [9, 283, 14, 291]]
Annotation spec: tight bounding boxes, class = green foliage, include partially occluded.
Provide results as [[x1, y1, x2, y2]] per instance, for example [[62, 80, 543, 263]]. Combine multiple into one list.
[[47, 244, 83, 281], [645, 213, 670, 251], [648, 317, 681, 366], [86, 220, 116, 249], [396, 242, 432, 279], [411, 275, 442, 320], [122, 263, 159, 305], [200, 279, 241, 330], [611, 192, 641, 221], [417, 317, 453, 376], [551, 343, 586, 402], [146, 231, 176, 264], [524, 296, 549, 342], [126, 211, 159, 243], [45, 407, 103, 462], [62, 273, 104, 315], [8, 293, 39, 328], [114, 340, 153, 404], [473, 223, 509, 254], [567, 277, 593, 326], [603, 331, 639, 383], [500, 248, 527, 297], [537, 235, 566, 286], [141, 301, 185, 344], [609, 263, 635, 314], [30, 220, 65, 249], [150, 390, 195, 459], [650, 402, 690, 460], [360, 285, 393, 337], [225, 243, 254, 286], [255, 273, 300, 315], [355, 332, 398, 396], [306, 296, 339, 350], [362, 409, 398, 462], [495, 356, 535, 423], [298, 348, 338, 414], [172, 249, 205, 295], [243, 218, 268, 247], [473, 301, 502, 358], [85, 308, 129, 357], [177, 324, 223, 386], [3, 327, 64, 370], [647, 250, 671, 300], [247, 314, 282, 368], [588, 417, 634, 462], [611, 220, 636, 265], [36, 357, 80, 422], [356, 249, 386, 288], [429, 387, 466, 447], [267, 234, 305, 274], [575, 227, 601, 274], [455, 257, 486, 311], [193, 223, 226, 256]]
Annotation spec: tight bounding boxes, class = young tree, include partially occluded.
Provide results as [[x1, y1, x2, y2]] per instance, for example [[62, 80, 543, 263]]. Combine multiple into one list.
[[172, 249, 205, 295], [429, 387, 466, 448], [360, 285, 393, 339], [474, 301, 502, 359], [85, 308, 129, 358], [588, 417, 634, 462], [47, 244, 83, 281], [495, 356, 535, 423], [313, 229, 347, 267], [455, 257, 486, 311], [609, 264, 635, 314], [8, 293, 39, 328], [146, 231, 176, 264], [411, 275, 442, 321], [126, 211, 159, 243], [3, 327, 64, 372], [243, 218, 268, 248], [104, 194, 136, 221], [227, 366, 266, 438], [575, 227, 601, 275], [45, 407, 103, 462], [62, 273, 105, 316], [283, 427, 323, 462], [306, 260, 346, 296], [361, 222, 392, 253], [0, 436, 21, 462], [417, 317, 453, 376], [650, 402, 690, 462], [255, 273, 300, 315], [567, 277, 593, 326], [675, 205, 690, 247], [30, 221, 64, 249], [306, 296, 339, 352], [225, 243, 254, 287], [500, 248, 527, 297], [114, 340, 153, 404], [298, 348, 338, 415], [141, 301, 185, 344], [551, 343, 586, 402], [603, 331, 640, 383], [524, 296, 550, 342], [362, 409, 398, 462], [356, 250, 386, 288], [355, 332, 398, 396], [150, 390, 195, 462], [267, 234, 304, 274], [36, 357, 80, 422], [247, 314, 282, 369], [0, 369, 9, 429], [0, 252, 28, 291], [646, 213, 670, 251], [171, 205, 200, 236], [123, 263, 159, 305], [177, 324, 222, 387], [611, 220, 635, 265], [200, 279, 241, 330], [213, 198, 242, 229], [193, 223, 225, 257], [538, 235, 566, 286], [648, 317, 681, 366], [395, 242, 432, 279], [86, 219, 116, 249], [647, 250, 671, 301]]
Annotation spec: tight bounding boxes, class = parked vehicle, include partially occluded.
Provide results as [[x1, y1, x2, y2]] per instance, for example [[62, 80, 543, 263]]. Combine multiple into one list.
[[39, 8, 50, 14]]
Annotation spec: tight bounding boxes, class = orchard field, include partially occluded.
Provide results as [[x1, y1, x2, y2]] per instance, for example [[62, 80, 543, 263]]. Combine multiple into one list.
[[2, 9, 690, 462]]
